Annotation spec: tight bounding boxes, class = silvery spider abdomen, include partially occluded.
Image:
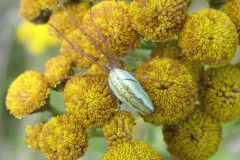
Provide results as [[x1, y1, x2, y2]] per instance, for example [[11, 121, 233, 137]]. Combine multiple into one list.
[[108, 68, 154, 115]]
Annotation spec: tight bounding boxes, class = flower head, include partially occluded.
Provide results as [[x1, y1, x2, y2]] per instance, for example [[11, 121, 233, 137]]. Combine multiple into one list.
[[44, 55, 73, 88], [200, 64, 240, 122], [79, 1, 139, 58], [63, 74, 117, 126], [37, 0, 59, 9], [103, 111, 135, 147], [48, 1, 89, 40], [179, 8, 238, 67], [135, 58, 196, 125], [16, 20, 58, 55], [25, 124, 44, 150], [101, 140, 163, 160], [38, 113, 88, 160], [19, 0, 42, 21], [163, 106, 222, 160], [222, 0, 240, 44], [6, 70, 50, 118], [130, 0, 188, 42]]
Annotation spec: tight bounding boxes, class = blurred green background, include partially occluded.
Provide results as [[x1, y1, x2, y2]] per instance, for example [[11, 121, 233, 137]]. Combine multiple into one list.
[[1, 0, 240, 160]]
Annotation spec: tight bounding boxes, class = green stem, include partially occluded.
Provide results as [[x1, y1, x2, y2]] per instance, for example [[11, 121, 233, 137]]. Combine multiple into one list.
[[47, 103, 64, 116], [88, 127, 104, 138], [139, 40, 157, 50], [209, 1, 226, 10]]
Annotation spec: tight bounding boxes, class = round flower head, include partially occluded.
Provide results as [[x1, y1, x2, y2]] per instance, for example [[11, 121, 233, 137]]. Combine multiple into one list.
[[200, 64, 240, 122], [79, 1, 140, 58], [135, 58, 196, 125], [37, 0, 59, 9], [44, 55, 73, 88], [25, 124, 43, 150], [102, 111, 135, 147], [19, 0, 40, 21], [48, 1, 89, 40], [60, 28, 103, 69], [6, 70, 50, 119], [101, 139, 163, 160], [151, 39, 204, 81], [38, 113, 88, 160], [222, 0, 240, 44], [63, 74, 117, 126], [179, 8, 238, 67], [16, 20, 58, 55], [163, 106, 222, 160], [129, 0, 188, 42]]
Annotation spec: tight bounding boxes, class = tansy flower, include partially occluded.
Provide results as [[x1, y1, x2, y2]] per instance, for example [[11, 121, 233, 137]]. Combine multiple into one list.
[[102, 111, 135, 147], [38, 113, 88, 160], [37, 0, 59, 9], [135, 58, 196, 125], [16, 20, 58, 55], [48, 1, 89, 40], [19, 0, 42, 21], [25, 124, 44, 150], [101, 140, 163, 160], [44, 55, 73, 88], [79, 1, 140, 58], [60, 28, 100, 68], [200, 64, 240, 122], [179, 8, 238, 67], [163, 106, 222, 160], [222, 0, 240, 44], [63, 74, 117, 127], [151, 39, 204, 82], [129, 0, 188, 42], [6, 70, 50, 119]]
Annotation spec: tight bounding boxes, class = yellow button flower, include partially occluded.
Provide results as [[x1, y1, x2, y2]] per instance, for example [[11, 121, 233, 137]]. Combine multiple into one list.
[[38, 113, 88, 160], [130, 0, 188, 42], [63, 74, 117, 127], [103, 111, 135, 147], [135, 58, 196, 125], [179, 8, 238, 67], [102, 139, 163, 160], [163, 106, 222, 160], [6, 70, 50, 118], [200, 64, 240, 122]]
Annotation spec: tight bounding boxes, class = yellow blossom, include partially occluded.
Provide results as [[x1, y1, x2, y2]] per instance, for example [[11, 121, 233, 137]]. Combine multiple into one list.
[[59, 28, 98, 68], [130, 0, 188, 42], [25, 124, 44, 150], [102, 111, 135, 147], [222, 0, 240, 44], [79, 1, 140, 58], [6, 70, 50, 118], [179, 8, 238, 67], [48, 1, 89, 40], [135, 58, 196, 125], [200, 64, 240, 122], [16, 20, 58, 55], [44, 55, 73, 88], [19, 0, 42, 21], [63, 74, 117, 126], [38, 113, 88, 160], [163, 106, 222, 160], [101, 140, 163, 160], [37, 0, 58, 9]]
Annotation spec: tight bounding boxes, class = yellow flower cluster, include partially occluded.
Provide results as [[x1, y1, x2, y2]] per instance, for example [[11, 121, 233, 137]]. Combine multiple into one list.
[[179, 8, 238, 67], [6, 0, 240, 159], [163, 106, 222, 160], [103, 111, 135, 147]]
